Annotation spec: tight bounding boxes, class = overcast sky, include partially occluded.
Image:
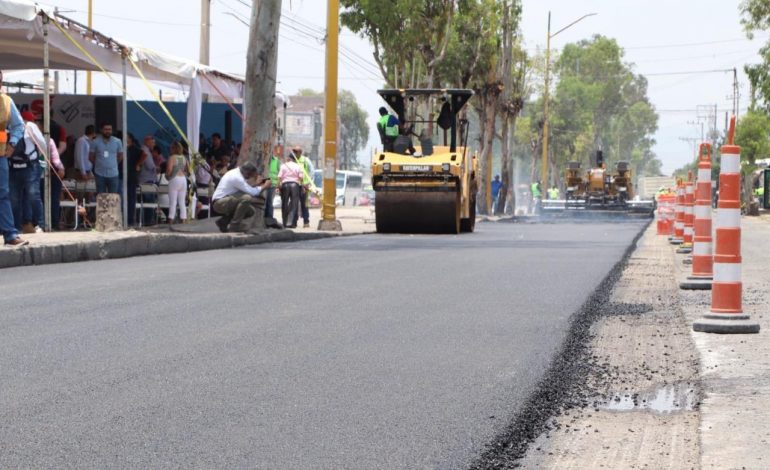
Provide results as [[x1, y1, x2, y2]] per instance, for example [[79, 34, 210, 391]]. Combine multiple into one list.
[[8, 0, 765, 175]]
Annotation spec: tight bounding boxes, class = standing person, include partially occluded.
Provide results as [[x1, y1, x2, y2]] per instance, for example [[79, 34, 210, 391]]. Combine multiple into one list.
[[9, 110, 44, 233], [48, 110, 67, 156], [60, 135, 75, 176], [490, 175, 503, 213], [144, 136, 165, 169], [377, 106, 399, 152], [264, 151, 281, 220], [212, 162, 271, 233], [151, 145, 165, 177], [136, 141, 156, 225], [548, 186, 560, 200], [89, 122, 123, 194], [165, 141, 188, 224], [292, 146, 314, 228], [209, 133, 230, 162], [74, 125, 95, 180], [125, 133, 144, 226], [0, 74, 28, 246], [140, 136, 158, 174], [278, 152, 304, 228], [35, 117, 65, 231], [530, 181, 542, 214]]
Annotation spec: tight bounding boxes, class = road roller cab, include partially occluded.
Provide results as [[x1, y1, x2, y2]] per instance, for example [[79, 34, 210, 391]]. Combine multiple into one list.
[[372, 89, 477, 234]]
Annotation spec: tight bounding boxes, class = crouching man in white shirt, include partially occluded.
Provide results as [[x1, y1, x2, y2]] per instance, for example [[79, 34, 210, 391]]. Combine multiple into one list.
[[212, 162, 271, 232]]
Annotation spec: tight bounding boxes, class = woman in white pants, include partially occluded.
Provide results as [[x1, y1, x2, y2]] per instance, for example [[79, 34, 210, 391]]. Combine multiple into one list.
[[165, 141, 188, 224]]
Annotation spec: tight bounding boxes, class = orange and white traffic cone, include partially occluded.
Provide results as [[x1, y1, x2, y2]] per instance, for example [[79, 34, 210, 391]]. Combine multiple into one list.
[[681, 144, 713, 290], [670, 179, 685, 245], [677, 172, 695, 254], [693, 117, 759, 334]]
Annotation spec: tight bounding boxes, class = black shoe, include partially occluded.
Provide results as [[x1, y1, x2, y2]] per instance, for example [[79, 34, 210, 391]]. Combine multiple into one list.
[[215, 218, 229, 233], [5, 237, 29, 247]]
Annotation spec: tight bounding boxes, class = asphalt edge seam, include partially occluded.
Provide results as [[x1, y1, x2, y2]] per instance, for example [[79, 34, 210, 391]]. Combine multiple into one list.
[[469, 218, 653, 469]]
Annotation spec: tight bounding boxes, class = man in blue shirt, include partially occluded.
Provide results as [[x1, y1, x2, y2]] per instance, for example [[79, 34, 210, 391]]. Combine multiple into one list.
[[0, 79, 28, 246], [89, 122, 123, 194], [491, 174, 503, 213]]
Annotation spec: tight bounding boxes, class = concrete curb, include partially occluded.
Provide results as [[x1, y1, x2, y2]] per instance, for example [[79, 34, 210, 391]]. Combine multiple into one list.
[[0, 229, 343, 270]]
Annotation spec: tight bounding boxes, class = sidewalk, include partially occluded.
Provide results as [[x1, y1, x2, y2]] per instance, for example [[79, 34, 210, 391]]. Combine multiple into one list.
[[677, 216, 769, 469], [0, 206, 376, 270]]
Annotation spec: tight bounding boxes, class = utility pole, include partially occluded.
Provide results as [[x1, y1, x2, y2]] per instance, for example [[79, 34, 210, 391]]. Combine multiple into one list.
[[540, 12, 597, 189], [318, 0, 342, 231], [541, 12, 551, 188], [242, 0, 281, 171], [200, 0, 211, 102], [86, 0, 92, 95], [733, 68, 740, 119]]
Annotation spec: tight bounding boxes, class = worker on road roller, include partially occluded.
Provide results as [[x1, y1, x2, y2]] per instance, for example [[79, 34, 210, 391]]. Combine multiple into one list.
[[371, 89, 478, 234], [377, 107, 399, 152]]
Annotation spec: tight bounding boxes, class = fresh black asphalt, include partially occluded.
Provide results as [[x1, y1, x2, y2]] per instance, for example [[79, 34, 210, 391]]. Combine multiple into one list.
[[0, 221, 646, 469]]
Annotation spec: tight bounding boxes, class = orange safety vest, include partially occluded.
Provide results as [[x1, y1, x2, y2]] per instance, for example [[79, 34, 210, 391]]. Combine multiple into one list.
[[0, 94, 10, 152]]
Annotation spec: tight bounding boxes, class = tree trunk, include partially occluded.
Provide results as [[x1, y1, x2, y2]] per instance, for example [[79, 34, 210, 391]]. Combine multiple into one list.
[[496, 1, 512, 216], [497, 116, 510, 215], [530, 137, 540, 184], [240, 0, 281, 173], [479, 90, 499, 215]]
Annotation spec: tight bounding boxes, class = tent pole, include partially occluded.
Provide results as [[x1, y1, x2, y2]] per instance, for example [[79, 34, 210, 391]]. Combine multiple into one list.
[[42, 15, 52, 232], [122, 54, 128, 228]]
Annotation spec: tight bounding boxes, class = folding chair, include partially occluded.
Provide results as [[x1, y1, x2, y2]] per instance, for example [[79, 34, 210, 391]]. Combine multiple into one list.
[[138, 183, 159, 226], [59, 179, 79, 230], [196, 186, 212, 219], [156, 184, 170, 224]]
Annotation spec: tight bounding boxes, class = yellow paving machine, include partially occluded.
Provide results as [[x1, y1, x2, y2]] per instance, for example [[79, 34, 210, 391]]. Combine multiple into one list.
[[371, 89, 478, 234], [544, 150, 654, 214]]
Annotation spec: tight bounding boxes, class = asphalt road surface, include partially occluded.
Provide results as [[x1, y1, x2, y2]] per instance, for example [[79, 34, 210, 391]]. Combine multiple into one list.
[[0, 221, 646, 469]]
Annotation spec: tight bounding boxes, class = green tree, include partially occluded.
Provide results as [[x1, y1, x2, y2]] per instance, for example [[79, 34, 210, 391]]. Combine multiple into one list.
[[342, 0, 526, 215], [741, 0, 770, 108], [340, 0, 455, 88], [547, 35, 661, 184], [338, 90, 370, 169], [735, 109, 770, 167]]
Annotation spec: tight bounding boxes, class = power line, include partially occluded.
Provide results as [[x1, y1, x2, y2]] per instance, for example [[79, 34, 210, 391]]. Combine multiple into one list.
[[56, 9, 199, 26], [632, 49, 758, 64], [643, 68, 735, 77], [219, 0, 383, 81], [624, 36, 769, 50]]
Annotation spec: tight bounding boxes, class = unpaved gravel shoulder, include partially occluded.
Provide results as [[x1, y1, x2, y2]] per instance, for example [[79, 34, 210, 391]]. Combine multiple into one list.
[[518, 224, 701, 469]]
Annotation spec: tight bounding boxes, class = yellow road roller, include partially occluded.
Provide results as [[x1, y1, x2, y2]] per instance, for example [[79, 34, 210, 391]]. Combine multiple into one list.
[[371, 89, 477, 234]]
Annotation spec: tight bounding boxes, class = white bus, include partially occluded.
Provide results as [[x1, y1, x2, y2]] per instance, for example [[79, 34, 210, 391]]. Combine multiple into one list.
[[312, 170, 365, 206]]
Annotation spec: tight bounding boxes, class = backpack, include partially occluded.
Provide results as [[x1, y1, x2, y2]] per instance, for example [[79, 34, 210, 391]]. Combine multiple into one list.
[[9, 136, 36, 171]]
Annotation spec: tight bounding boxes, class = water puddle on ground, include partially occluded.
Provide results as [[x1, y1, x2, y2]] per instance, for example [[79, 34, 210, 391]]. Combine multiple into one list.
[[597, 382, 699, 413]]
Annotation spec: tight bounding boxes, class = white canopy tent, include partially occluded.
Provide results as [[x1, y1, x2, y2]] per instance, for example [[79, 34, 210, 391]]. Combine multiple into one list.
[[0, 0, 246, 227]]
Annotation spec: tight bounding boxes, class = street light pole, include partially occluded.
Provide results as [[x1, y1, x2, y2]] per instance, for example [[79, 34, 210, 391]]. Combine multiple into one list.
[[540, 11, 597, 189], [540, 12, 551, 190]]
